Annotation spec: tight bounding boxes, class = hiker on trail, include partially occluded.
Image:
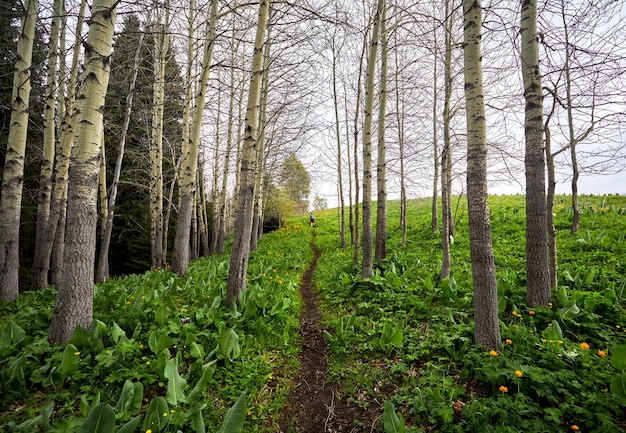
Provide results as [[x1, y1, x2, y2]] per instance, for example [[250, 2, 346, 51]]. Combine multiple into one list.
[[309, 212, 315, 227]]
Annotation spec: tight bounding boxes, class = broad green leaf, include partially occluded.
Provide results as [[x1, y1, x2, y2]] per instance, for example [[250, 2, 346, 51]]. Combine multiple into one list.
[[116, 416, 140, 433], [610, 374, 626, 405], [131, 322, 142, 340], [383, 401, 405, 433], [60, 344, 81, 375], [157, 348, 171, 380], [186, 361, 217, 404], [130, 382, 144, 414], [69, 326, 91, 349], [191, 404, 207, 433], [584, 268, 597, 286], [115, 380, 136, 414], [41, 400, 55, 429], [189, 342, 205, 359], [0, 320, 25, 347], [542, 321, 563, 341], [77, 403, 116, 433], [218, 328, 240, 362], [155, 305, 169, 326], [558, 301, 580, 321], [7, 354, 26, 384], [216, 393, 247, 433], [143, 397, 169, 433], [498, 296, 507, 314], [611, 345, 626, 371], [164, 358, 188, 406], [111, 322, 127, 344]]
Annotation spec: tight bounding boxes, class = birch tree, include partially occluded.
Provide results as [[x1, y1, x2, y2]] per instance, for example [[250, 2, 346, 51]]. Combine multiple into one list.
[[171, 0, 218, 276], [49, 0, 117, 343], [0, 0, 38, 301], [31, 0, 62, 290], [462, 0, 500, 350], [521, 0, 550, 306], [226, 0, 270, 303], [361, 0, 383, 279], [374, 1, 388, 265], [96, 17, 147, 283], [31, 0, 87, 291]]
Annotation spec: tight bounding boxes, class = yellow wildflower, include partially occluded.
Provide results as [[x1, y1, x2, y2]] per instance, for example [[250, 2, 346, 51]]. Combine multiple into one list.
[[571, 425, 579, 431], [598, 350, 606, 357], [489, 350, 498, 357], [505, 339, 512, 345], [499, 385, 508, 393], [580, 342, 590, 350], [515, 370, 523, 377]]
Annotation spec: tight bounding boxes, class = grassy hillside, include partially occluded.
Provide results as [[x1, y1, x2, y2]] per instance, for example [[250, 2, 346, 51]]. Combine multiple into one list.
[[1, 194, 625, 432]]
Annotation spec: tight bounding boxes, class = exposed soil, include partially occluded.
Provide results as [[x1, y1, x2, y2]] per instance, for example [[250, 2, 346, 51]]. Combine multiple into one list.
[[279, 235, 380, 433]]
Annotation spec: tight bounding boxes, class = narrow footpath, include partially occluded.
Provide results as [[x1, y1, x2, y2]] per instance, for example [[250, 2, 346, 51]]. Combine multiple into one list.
[[280, 235, 377, 433]]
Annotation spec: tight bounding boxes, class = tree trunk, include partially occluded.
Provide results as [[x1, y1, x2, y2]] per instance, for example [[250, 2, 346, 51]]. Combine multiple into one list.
[[462, 0, 501, 351], [250, 23, 271, 253], [150, 14, 169, 268], [171, 0, 219, 276], [331, 35, 346, 249], [96, 25, 146, 282], [49, 0, 117, 344], [440, 1, 453, 281], [361, 0, 383, 279], [522, 0, 551, 306], [31, 0, 62, 291], [226, 0, 270, 304], [431, 2, 440, 235], [0, 0, 38, 301], [375, 2, 388, 265], [545, 122, 558, 289], [31, 0, 85, 291]]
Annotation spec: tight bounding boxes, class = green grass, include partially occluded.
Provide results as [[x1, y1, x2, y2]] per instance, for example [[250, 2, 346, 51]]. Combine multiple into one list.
[[1, 195, 625, 432], [313, 194, 626, 432]]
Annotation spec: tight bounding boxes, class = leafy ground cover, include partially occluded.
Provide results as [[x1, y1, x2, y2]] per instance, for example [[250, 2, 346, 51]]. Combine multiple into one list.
[[313, 194, 626, 432], [0, 222, 311, 432], [1, 195, 626, 432]]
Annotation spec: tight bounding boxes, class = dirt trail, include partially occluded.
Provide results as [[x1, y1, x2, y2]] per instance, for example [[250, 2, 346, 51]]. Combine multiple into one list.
[[280, 235, 377, 433]]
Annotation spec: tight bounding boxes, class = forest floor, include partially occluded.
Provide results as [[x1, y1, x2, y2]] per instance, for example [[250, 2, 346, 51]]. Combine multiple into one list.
[[279, 234, 380, 432]]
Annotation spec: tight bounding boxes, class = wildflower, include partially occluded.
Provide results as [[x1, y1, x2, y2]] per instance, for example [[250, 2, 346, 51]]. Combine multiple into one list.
[[273, 269, 277, 273], [247, 410, 252, 416], [580, 342, 590, 350], [269, 276, 273, 280], [571, 425, 579, 431], [146, 430, 152, 433], [489, 350, 498, 357], [499, 385, 508, 393], [74, 351, 81, 356], [163, 412, 168, 417], [146, 361, 150, 365], [170, 410, 176, 413], [141, 296, 146, 300], [528, 310, 535, 316], [598, 350, 606, 357], [515, 370, 523, 377], [131, 296, 135, 300], [279, 281, 283, 285], [126, 301, 131, 305], [505, 339, 512, 345], [512, 311, 519, 317], [262, 273, 266, 277]]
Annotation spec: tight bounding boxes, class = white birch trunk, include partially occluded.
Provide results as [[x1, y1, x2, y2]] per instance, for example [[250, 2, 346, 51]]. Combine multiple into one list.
[[49, 0, 117, 344], [0, 0, 38, 301]]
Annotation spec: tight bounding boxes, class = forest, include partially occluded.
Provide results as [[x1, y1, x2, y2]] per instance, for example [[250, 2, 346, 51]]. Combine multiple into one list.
[[1, 0, 626, 431]]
